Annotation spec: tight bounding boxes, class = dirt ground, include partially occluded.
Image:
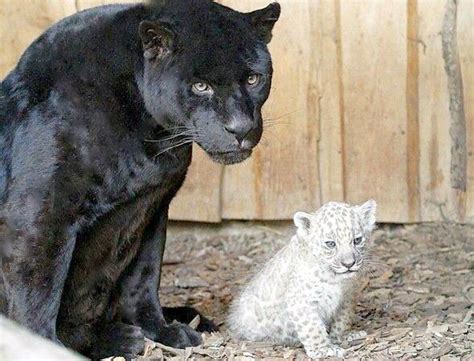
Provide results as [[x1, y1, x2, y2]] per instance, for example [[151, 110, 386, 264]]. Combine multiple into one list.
[[133, 222, 473, 360]]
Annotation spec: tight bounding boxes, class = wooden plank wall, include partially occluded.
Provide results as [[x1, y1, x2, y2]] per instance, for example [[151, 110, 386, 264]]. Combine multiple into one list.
[[0, 0, 472, 223]]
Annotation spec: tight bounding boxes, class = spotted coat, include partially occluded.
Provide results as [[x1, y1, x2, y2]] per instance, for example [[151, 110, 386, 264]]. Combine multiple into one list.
[[228, 200, 377, 358]]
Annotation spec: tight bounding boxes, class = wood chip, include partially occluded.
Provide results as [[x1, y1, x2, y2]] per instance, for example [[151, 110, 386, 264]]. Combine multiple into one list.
[[149, 223, 474, 360]]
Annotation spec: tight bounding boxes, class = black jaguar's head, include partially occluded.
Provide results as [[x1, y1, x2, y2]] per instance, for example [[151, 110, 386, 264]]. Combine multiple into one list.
[[139, 0, 280, 164]]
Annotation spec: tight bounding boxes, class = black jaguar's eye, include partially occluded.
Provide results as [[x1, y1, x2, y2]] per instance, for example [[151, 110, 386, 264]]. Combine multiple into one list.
[[325, 241, 336, 249], [247, 73, 261, 87], [353, 237, 363, 245], [192, 82, 213, 95]]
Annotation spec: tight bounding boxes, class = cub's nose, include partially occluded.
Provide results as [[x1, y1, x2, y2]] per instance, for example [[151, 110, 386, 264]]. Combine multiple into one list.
[[341, 259, 356, 269]]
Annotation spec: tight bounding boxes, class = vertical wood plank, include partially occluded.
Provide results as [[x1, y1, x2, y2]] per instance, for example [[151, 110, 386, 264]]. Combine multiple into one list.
[[318, 0, 345, 204], [417, 0, 467, 222], [406, 0, 421, 222], [458, 0, 474, 223], [418, 0, 451, 221], [169, 146, 223, 222], [220, 0, 322, 219], [340, 0, 409, 222]]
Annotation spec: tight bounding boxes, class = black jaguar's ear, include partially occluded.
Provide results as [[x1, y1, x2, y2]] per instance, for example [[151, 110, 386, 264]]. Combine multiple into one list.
[[139, 20, 174, 60], [248, 2, 281, 44]]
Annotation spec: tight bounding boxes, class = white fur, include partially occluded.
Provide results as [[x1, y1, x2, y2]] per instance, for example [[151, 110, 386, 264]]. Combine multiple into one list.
[[228, 200, 377, 358]]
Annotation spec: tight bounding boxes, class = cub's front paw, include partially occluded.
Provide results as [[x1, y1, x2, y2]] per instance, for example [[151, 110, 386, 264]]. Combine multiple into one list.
[[306, 345, 345, 359], [346, 330, 367, 342], [158, 322, 202, 349]]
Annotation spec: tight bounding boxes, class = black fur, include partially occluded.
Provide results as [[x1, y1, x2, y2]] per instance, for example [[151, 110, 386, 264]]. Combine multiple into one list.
[[0, 0, 279, 359]]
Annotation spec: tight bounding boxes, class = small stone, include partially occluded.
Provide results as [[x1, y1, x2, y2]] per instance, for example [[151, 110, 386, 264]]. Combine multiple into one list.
[[404, 345, 417, 354], [371, 342, 390, 352], [447, 313, 464, 322], [440, 355, 460, 361], [433, 296, 446, 306], [449, 324, 468, 335], [405, 285, 430, 294], [174, 267, 209, 288], [427, 324, 449, 334]]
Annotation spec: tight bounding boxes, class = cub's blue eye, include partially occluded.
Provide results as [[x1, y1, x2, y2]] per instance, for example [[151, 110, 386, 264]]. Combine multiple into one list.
[[353, 237, 363, 245], [325, 241, 336, 248]]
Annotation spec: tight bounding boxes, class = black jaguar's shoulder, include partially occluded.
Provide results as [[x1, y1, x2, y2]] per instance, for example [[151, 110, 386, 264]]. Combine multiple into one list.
[[0, 3, 147, 119]]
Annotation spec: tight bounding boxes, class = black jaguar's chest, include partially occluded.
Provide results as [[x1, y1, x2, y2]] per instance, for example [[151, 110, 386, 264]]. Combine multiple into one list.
[[68, 135, 192, 229]]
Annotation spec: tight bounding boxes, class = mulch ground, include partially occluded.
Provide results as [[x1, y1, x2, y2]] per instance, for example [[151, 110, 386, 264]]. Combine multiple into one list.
[[129, 222, 473, 360]]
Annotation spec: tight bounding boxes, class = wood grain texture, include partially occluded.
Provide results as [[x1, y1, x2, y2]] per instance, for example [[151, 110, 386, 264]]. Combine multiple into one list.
[[220, 0, 322, 220], [406, 0, 421, 222], [318, 0, 345, 204], [458, 0, 474, 223], [339, 1, 409, 222], [0, 0, 77, 77], [418, 0, 461, 222], [1, 0, 473, 223], [169, 145, 223, 222]]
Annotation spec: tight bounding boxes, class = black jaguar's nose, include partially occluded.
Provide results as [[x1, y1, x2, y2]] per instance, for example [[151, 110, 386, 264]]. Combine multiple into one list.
[[224, 124, 253, 145], [341, 260, 356, 269], [224, 118, 262, 150]]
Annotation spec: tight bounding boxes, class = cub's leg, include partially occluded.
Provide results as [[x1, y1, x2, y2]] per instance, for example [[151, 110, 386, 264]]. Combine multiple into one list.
[[116, 207, 202, 348], [1, 223, 75, 341], [288, 302, 344, 358], [330, 300, 354, 343]]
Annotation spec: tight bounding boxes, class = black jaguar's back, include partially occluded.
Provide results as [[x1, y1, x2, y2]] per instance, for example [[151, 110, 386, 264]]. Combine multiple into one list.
[[0, 0, 280, 358]]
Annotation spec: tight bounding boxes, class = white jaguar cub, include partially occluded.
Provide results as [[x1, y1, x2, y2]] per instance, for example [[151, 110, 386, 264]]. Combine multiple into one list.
[[228, 200, 377, 358]]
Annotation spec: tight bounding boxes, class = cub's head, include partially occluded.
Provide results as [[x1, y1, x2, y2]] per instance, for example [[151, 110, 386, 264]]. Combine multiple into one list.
[[294, 200, 377, 277], [139, 0, 280, 164]]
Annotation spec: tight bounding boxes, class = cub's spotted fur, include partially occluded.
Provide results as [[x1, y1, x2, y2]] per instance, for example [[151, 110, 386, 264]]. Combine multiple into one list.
[[228, 200, 377, 358]]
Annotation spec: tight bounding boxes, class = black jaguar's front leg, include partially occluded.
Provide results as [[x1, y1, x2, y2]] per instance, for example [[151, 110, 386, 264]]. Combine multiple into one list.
[[117, 206, 202, 348], [1, 224, 76, 342]]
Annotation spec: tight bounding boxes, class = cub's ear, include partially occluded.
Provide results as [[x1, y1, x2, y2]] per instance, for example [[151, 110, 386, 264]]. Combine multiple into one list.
[[248, 2, 281, 44], [356, 199, 377, 232], [139, 20, 174, 60], [294, 211, 312, 238]]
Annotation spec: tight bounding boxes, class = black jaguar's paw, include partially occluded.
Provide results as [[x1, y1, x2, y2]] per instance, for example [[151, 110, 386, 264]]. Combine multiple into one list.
[[195, 316, 219, 333], [91, 322, 145, 360], [162, 306, 219, 333], [158, 322, 202, 349]]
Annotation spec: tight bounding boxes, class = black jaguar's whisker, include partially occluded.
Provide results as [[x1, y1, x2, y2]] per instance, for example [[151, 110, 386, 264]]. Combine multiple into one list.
[[153, 139, 194, 158], [151, 125, 191, 137], [158, 130, 197, 142], [263, 122, 290, 130], [263, 109, 300, 123], [145, 130, 197, 143]]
